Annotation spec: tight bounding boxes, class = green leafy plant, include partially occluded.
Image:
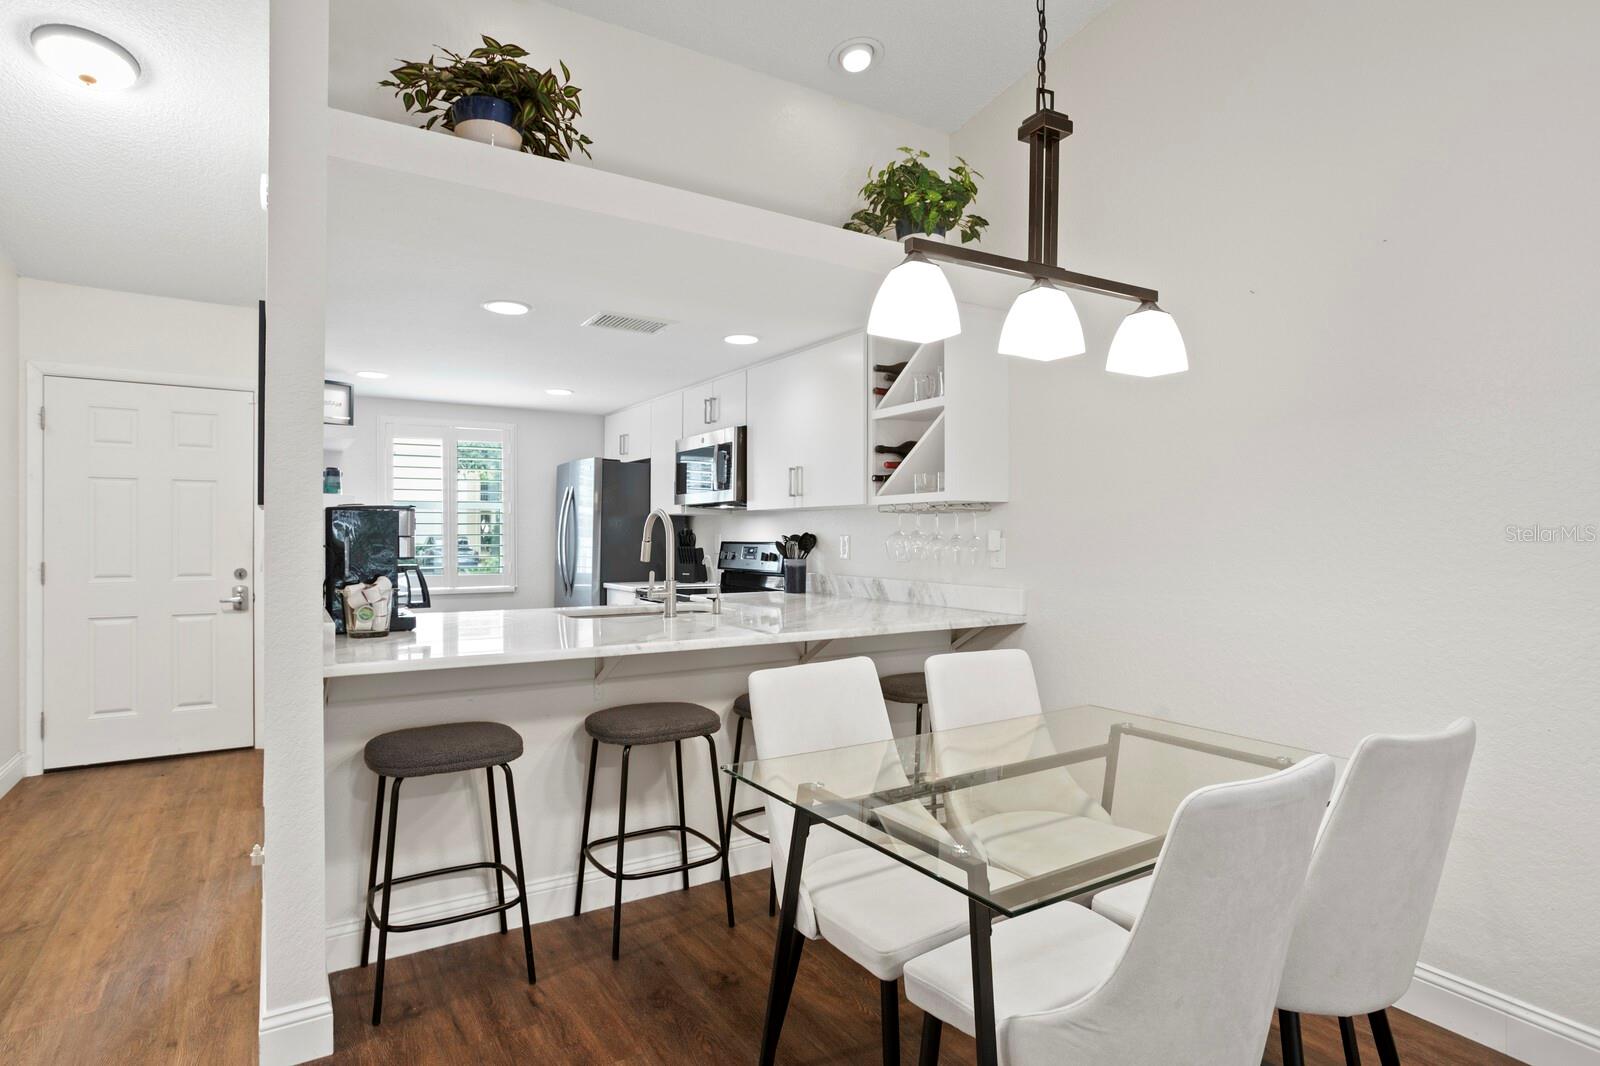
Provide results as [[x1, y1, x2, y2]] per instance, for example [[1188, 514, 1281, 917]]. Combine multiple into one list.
[[844, 147, 988, 243], [379, 35, 593, 160]]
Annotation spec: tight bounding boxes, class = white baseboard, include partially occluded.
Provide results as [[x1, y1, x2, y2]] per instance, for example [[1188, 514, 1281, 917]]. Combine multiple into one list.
[[0, 752, 25, 804], [258, 995, 333, 1066], [325, 834, 772, 972], [1399, 963, 1600, 1066]]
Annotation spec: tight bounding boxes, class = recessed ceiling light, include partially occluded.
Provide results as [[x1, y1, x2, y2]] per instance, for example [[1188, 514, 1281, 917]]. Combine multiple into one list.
[[831, 38, 880, 75], [545, 387, 574, 397], [31, 24, 141, 90], [356, 371, 389, 380], [482, 300, 530, 316], [723, 334, 759, 345]]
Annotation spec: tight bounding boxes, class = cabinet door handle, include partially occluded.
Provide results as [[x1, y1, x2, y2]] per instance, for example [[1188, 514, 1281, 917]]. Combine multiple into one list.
[[787, 466, 795, 497], [620, 432, 628, 456], [710, 396, 720, 424], [795, 465, 803, 497], [703, 397, 711, 425]]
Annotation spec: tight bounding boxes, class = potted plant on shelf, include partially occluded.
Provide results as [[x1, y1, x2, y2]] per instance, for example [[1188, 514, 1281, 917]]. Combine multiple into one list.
[[843, 147, 989, 242], [379, 35, 593, 159]]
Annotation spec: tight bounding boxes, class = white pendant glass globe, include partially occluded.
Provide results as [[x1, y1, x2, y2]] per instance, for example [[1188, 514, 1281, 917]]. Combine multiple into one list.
[[30, 24, 141, 90], [1106, 302, 1188, 377], [866, 254, 961, 343], [998, 280, 1085, 361]]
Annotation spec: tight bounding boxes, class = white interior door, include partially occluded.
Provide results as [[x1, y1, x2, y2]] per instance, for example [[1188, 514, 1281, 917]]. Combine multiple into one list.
[[42, 377, 255, 769]]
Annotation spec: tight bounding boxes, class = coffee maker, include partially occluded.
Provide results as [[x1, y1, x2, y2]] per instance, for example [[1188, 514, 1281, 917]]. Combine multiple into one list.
[[324, 505, 431, 633]]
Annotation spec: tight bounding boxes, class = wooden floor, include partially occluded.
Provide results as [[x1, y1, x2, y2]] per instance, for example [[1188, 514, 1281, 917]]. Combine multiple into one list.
[[0, 750, 1517, 1065], [0, 749, 262, 1064]]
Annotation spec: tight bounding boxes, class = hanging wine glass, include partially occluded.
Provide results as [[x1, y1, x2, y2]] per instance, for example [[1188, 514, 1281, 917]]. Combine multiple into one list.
[[945, 515, 964, 565], [966, 512, 983, 566], [927, 513, 947, 563], [885, 512, 909, 562]]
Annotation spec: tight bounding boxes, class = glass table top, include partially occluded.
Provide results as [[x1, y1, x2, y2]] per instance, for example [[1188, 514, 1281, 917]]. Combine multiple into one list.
[[727, 705, 1324, 917]]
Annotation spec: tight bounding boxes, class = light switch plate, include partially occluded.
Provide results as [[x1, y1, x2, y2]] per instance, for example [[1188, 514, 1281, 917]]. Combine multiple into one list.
[[988, 529, 1006, 569], [839, 535, 850, 560]]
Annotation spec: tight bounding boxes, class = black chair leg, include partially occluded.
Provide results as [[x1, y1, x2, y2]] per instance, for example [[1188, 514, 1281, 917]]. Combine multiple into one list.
[[674, 740, 691, 892], [573, 738, 599, 917], [1279, 1009, 1305, 1066], [371, 778, 403, 1025], [768, 873, 777, 917], [918, 1012, 943, 1066], [1369, 1009, 1401, 1066], [500, 764, 536, 984], [360, 775, 386, 967], [705, 735, 735, 928], [486, 767, 508, 934], [880, 979, 901, 1066], [1339, 1016, 1362, 1065], [611, 745, 632, 961]]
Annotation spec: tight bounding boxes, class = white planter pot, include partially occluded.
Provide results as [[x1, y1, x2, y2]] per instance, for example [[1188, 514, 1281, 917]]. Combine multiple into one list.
[[453, 118, 522, 150]]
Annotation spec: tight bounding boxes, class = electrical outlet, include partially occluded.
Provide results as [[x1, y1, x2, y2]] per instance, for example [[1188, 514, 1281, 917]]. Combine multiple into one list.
[[838, 535, 850, 560]]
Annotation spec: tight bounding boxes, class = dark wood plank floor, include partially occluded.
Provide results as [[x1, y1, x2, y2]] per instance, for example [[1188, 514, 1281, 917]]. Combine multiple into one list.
[[0, 750, 1518, 1064], [0, 749, 262, 1065]]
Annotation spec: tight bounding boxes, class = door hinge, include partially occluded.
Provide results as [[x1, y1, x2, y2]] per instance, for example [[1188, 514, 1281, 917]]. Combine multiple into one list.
[[39, 561, 45, 585], [40, 711, 45, 740], [38, 406, 45, 430]]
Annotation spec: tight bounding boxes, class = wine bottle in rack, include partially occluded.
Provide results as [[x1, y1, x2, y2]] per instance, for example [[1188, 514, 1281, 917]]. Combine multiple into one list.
[[872, 361, 908, 381], [872, 386, 890, 397], [871, 474, 891, 484], [874, 440, 918, 458]]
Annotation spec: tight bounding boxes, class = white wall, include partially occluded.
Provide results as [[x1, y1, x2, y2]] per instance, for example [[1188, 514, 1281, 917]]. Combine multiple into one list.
[[705, 0, 1600, 1044], [0, 243, 20, 799], [18, 279, 256, 382], [330, 397, 604, 610], [328, 0, 951, 228]]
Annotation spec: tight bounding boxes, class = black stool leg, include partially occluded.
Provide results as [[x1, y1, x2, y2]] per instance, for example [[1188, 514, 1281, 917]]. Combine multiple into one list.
[[573, 738, 599, 917], [705, 734, 735, 928], [769, 875, 776, 917], [1369, 1009, 1401, 1066], [880, 978, 901, 1066], [723, 716, 745, 858], [360, 775, 386, 968], [919, 1012, 943, 1066], [1279, 1009, 1305, 1066], [674, 740, 690, 893], [611, 744, 632, 960], [486, 766, 507, 934], [500, 764, 536, 984], [1339, 1016, 1363, 1065], [371, 777, 403, 1026]]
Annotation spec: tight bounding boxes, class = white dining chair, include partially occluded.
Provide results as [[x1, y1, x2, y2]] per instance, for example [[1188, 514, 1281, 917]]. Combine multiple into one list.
[[923, 649, 1154, 878], [903, 753, 1336, 1065], [1092, 717, 1476, 1066], [748, 656, 972, 1066]]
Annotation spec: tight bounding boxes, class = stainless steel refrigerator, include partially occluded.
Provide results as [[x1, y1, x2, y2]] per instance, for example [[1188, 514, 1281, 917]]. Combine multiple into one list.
[[554, 458, 654, 606]]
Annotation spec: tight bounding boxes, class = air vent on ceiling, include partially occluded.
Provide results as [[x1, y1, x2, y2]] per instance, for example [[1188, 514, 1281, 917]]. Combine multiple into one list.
[[580, 311, 672, 335]]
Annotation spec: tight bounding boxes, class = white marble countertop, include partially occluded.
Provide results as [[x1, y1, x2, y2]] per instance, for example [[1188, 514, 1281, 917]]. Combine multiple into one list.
[[324, 592, 1025, 679]]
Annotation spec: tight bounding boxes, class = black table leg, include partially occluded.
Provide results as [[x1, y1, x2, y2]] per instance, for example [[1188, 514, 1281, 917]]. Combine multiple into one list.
[[705, 735, 736, 928], [758, 810, 813, 1065], [968, 897, 998, 1066]]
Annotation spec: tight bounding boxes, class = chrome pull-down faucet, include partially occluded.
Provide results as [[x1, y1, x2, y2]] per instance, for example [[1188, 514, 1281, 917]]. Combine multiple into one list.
[[639, 508, 677, 618]]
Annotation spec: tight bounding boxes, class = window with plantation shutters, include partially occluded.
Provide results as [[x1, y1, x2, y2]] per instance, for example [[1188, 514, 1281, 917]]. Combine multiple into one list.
[[385, 421, 515, 592]]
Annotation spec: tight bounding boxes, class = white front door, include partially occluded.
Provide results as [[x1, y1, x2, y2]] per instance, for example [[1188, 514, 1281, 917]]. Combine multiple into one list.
[[42, 377, 256, 769]]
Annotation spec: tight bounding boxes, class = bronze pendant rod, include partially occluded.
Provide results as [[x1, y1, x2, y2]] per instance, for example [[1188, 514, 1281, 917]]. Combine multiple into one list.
[[902, 236, 1159, 305]]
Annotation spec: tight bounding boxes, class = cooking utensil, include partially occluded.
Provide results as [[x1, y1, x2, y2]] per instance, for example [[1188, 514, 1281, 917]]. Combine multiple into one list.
[[797, 533, 818, 558]]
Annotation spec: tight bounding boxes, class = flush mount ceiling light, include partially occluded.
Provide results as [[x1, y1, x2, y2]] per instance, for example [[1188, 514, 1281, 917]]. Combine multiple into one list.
[[831, 37, 880, 74], [356, 370, 389, 380], [481, 300, 530, 316], [723, 334, 759, 345], [30, 24, 141, 90], [545, 387, 574, 397], [867, 0, 1187, 376]]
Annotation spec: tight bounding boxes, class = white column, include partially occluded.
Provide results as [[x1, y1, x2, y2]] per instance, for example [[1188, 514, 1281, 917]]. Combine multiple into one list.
[[259, 1, 333, 1062]]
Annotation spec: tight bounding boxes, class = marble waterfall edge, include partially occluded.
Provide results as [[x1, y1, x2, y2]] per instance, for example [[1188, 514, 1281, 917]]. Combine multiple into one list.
[[810, 573, 1025, 616]]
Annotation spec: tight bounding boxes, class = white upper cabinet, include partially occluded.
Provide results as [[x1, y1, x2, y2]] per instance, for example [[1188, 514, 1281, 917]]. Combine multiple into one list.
[[648, 391, 683, 512], [603, 402, 651, 461], [681, 371, 747, 434], [747, 332, 866, 510]]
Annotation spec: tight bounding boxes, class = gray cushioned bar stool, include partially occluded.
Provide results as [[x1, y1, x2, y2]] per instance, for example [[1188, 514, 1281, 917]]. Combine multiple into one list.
[[879, 671, 929, 734], [723, 693, 776, 917], [574, 701, 735, 959], [361, 720, 534, 1025]]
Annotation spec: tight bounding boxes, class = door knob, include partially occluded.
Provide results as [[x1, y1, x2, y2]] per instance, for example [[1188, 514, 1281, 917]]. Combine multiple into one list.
[[219, 584, 250, 611]]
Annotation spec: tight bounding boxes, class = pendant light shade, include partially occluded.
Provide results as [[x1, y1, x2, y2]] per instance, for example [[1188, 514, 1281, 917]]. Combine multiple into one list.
[[998, 279, 1085, 361], [1106, 301, 1188, 377], [867, 252, 961, 343]]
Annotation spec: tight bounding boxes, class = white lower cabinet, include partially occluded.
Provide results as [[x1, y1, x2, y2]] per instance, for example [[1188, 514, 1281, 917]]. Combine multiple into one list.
[[747, 332, 866, 510], [648, 391, 683, 512]]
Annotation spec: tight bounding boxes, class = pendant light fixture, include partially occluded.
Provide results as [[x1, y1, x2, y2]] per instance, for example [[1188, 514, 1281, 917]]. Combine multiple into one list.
[[868, 0, 1187, 376]]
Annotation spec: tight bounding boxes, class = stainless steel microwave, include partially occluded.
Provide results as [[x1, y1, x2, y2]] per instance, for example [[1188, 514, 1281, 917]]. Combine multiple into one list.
[[675, 425, 747, 508]]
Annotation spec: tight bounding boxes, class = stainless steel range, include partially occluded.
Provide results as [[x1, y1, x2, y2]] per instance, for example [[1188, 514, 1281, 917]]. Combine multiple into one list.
[[717, 540, 785, 593]]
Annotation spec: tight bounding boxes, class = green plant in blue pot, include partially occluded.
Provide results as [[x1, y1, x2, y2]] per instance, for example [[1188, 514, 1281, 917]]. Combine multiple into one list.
[[844, 147, 988, 242], [380, 35, 592, 159]]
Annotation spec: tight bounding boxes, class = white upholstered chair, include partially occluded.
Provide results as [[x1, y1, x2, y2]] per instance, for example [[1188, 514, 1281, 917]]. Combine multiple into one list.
[[904, 753, 1336, 1065], [1092, 718, 1477, 1066], [923, 649, 1153, 879], [748, 656, 972, 1066]]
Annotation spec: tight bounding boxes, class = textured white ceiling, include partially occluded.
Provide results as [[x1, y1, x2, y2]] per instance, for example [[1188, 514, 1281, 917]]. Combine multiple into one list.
[[542, 0, 1115, 131], [0, 0, 266, 306]]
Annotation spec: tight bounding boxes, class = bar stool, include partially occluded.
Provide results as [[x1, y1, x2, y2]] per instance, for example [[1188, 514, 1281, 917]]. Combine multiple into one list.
[[723, 692, 776, 917], [361, 721, 534, 1025], [879, 671, 929, 735], [574, 702, 735, 959]]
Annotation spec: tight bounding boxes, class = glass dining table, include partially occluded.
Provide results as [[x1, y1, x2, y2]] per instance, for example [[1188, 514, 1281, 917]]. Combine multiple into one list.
[[726, 704, 1323, 1066]]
